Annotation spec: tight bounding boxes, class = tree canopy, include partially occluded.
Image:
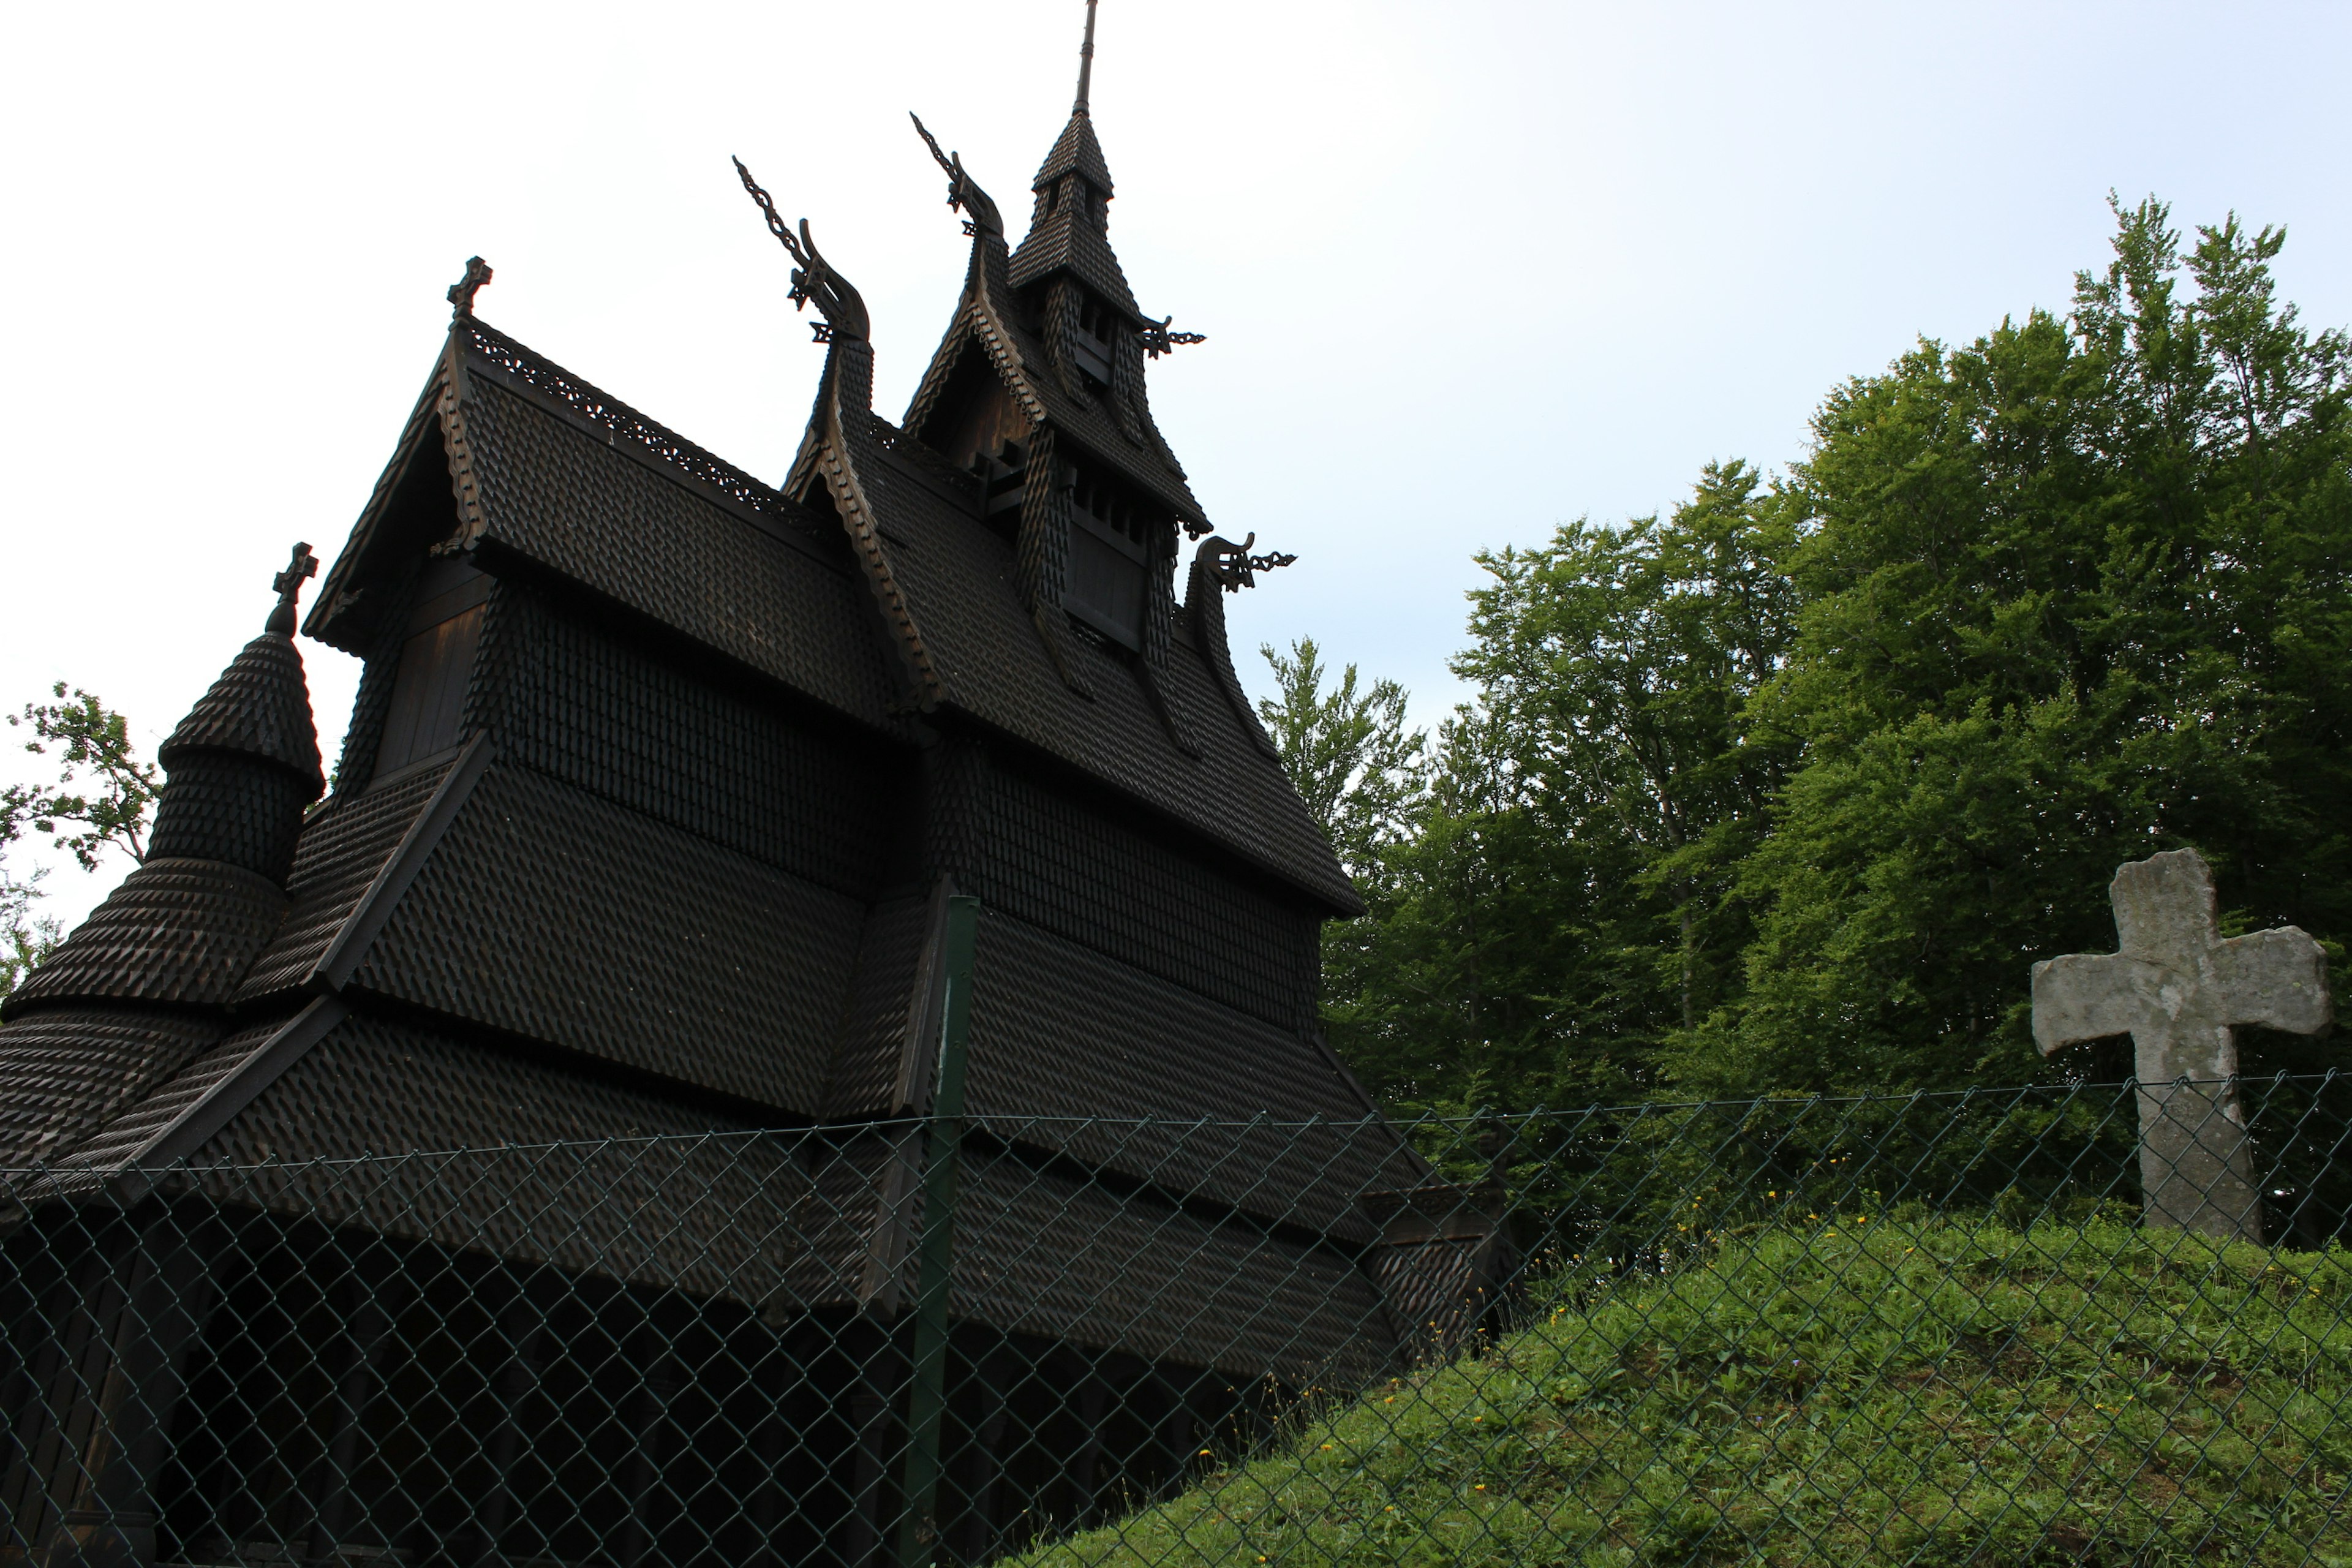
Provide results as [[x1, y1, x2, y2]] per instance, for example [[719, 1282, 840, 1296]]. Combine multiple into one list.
[[1, 685, 156, 995], [1279, 198, 2351, 1110]]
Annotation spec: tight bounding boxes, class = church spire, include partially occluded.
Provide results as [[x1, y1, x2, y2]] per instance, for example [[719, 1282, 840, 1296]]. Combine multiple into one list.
[[1028, 1, 1117, 209], [1014, 1, 1129, 316], [1074, 0, 1098, 115]]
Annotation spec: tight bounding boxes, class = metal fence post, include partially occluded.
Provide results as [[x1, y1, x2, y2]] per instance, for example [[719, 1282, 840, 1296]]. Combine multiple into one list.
[[897, 894, 980, 1568]]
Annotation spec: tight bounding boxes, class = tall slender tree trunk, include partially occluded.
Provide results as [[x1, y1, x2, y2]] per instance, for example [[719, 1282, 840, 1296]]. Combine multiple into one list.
[[1679, 899, 1695, 1033]]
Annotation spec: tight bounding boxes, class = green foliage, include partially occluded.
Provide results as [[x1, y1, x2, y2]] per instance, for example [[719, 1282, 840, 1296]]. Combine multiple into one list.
[[1014, 1219, 2352, 1566], [1297, 467, 1796, 1112], [0, 866, 59, 999], [1456, 460, 1799, 1043], [4, 683, 160, 871], [1687, 198, 2352, 1094], [1259, 639, 1427, 888], [1, 683, 155, 998], [1283, 197, 2351, 1109]]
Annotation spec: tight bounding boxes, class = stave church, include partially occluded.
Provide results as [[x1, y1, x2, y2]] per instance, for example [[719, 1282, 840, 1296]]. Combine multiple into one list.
[[1, 10, 1506, 1565]]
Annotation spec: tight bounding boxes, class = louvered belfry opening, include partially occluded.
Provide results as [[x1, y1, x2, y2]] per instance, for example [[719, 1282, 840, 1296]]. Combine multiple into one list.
[[1065, 468, 1152, 649], [371, 554, 490, 782], [0, 10, 1455, 1567]]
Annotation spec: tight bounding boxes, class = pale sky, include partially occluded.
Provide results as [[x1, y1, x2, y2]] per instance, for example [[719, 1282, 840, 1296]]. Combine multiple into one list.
[[3, 1, 2346, 932]]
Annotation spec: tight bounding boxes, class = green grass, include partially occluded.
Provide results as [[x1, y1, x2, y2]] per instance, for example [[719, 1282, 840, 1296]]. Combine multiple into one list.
[[1011, 1216, 2352, 1566]]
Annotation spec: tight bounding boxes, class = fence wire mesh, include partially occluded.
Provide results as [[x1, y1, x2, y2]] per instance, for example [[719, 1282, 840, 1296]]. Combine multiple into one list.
[[9, 1074, 2352, 1567]]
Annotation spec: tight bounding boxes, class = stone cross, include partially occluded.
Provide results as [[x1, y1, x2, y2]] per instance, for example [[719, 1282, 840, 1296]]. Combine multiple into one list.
[[2032, 848, 2332, 1242]]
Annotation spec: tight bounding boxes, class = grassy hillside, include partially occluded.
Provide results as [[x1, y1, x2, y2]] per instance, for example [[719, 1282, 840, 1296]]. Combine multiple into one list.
[[1012, 1218, 2352, 1567]]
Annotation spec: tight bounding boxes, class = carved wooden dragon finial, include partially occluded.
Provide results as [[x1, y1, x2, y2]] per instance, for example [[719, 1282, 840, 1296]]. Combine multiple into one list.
[[1201, 532, 1296, 593], [733, 157, 870, 342], [910, 113, 1005, 239], [1140, 313, 1207, 358]]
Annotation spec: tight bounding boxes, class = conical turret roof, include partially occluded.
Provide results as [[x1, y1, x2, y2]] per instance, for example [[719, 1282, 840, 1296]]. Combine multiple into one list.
[[1008, 0, 1139, 312], [157, 545, 323, 790], [1031, 108, 1114, 196]]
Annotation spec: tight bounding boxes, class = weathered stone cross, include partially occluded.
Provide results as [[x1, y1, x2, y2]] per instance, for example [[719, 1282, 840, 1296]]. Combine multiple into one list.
[[2032, 848, 2332, 1242]]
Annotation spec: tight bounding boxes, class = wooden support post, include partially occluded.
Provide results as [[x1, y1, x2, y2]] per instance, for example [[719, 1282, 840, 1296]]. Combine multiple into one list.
[[303, 1263, 409, 1559], [895, 894, 979, 1568], [1068, 1367, 1109, 1529], [613, 1319, 677, 1568], [26, 1206, 220, 1568], [1150, 1372, 1200, 1501], [469, 1276, 547, 1565], [949, 1344, 1017, 1567]]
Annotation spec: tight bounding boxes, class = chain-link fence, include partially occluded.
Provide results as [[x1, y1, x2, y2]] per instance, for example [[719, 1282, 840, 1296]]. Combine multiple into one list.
[[9, 1075, 2352, 1567]]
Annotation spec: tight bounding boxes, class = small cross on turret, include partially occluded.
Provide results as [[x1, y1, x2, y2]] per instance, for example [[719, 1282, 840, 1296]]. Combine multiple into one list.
[[2032, 847, 2332, 1241], [267, 541, 318, 636]]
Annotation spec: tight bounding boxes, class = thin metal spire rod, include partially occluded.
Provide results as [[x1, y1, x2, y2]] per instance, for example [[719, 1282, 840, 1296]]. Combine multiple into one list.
[[1074, 0, 1098, 113]]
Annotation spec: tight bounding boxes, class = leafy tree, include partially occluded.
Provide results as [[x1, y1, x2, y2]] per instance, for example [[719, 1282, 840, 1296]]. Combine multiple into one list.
[[1457, 461, 1799, 1036], [1679, 198, 2352, 1094], [1, 685, 157, 997], [5, 684, 161, 870], [1286, 467, 1796, 1113], [1294, 196, 2348, 1112], [0, 868, 59, 998], [1257, 638, 1425, 887], [1318, 706, 1653, 1112]]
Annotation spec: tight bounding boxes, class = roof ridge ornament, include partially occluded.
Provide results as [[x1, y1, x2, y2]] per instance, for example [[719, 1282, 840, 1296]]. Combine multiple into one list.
[[1203, 533, 1295, 593], [1140, 314, 1205, 359], [910, 113, 1004, 238], [733, 156, 870, 341], [447, 256, 492, 318], [266, 542, 318, 636], [1074, 0, 1099, 115]]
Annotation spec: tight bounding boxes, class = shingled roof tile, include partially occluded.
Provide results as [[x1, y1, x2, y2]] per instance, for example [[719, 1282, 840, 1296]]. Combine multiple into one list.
[[965, 909, 1412, 1237], [158, 631, 323, 789], [857, 442, 1359, 913], [191, 1011, 839, 1306], [459, 368, 902, 733], [949, 1150, 1395, 1386], [1031, 108, 1115, 195], [345, 761, 864, 1115], [3, 859, 288, 1019], [0, 1007, 225, 1169], [235, 758, 454, 1001]]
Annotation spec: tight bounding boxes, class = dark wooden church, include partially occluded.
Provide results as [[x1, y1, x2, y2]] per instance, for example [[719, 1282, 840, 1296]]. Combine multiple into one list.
[[2, 12, 1503, 1566]]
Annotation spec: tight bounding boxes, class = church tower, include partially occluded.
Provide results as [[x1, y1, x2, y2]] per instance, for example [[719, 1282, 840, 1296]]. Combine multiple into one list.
[[0, 551, 322, 1172], [889, 1, 1223, 748], [0, 11, 1503, 1561]]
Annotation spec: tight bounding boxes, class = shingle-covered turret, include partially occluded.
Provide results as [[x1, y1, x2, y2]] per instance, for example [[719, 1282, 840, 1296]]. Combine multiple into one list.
[[3, 548, 323, 1027], [0, 546, 324, 1170], [887, 1, 1256, 768], [146, 546, 326, 881]]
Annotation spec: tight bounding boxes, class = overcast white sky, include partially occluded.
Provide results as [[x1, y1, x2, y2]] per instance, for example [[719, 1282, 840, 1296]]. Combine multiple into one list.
[[3, 1, 2346, 931]]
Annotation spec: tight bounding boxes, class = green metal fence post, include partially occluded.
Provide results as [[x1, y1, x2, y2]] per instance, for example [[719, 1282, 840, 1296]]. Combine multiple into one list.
[[897, 893, 981, 1568]]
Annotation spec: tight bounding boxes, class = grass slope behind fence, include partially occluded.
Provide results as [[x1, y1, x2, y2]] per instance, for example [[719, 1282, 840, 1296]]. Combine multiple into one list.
[[1020, 1216, 2352, 1567]]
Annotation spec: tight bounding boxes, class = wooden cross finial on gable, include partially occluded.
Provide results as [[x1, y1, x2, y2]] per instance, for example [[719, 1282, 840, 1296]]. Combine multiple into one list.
[[2032, 847, 2332, 1241], [266, 541, 318, 636], [447, 256, 493, 317]]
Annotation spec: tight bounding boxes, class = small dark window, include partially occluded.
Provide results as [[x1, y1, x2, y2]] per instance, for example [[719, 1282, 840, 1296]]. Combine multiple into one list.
[[372, 555, 490, 780], [1070, 299, 1115, 388], [1066, 477, 1148, 650]]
